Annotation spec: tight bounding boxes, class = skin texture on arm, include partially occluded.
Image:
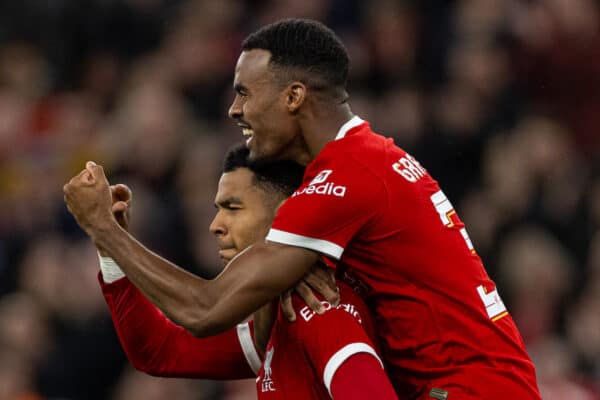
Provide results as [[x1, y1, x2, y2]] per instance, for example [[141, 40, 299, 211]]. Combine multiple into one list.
[[252, 301, 277, 356], [95, 220, 318, 337]]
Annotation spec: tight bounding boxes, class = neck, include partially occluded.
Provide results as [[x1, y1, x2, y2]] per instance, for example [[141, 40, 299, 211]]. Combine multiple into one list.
[[299, 103, 354, 161]]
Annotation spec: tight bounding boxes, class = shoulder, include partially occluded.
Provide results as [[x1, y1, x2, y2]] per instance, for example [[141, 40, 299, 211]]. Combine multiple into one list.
[[313, 128, 408, 187], [299, 146, 390, 202]]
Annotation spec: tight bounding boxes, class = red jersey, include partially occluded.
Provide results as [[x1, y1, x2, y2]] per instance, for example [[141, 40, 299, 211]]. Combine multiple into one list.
[[266, 117, 541, 399], [100, 275, 396, 399], [256, 282, 383, 399]]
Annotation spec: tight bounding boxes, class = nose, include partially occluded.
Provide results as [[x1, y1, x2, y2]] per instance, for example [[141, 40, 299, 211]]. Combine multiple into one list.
[[209, 212, 226, 237], [228, 95, 242, 120]]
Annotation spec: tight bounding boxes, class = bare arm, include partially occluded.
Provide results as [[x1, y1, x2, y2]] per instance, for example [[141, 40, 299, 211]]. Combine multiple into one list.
[[252, 301, 277, 356], [92, 222, 317, 336]]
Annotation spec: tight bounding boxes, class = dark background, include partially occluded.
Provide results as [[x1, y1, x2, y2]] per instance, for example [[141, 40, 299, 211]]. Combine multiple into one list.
[[1, 1, 599, 399]]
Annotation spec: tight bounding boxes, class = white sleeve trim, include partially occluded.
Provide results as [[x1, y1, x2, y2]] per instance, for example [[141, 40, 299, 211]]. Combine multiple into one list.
[[323, 342, 383, 398], [266, 229, 344, 260], [98, 253, 126, 283], [236, 322, 262, 375]]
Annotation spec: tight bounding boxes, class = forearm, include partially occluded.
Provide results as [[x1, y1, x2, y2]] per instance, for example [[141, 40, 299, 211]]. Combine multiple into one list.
[[90, 220, 317, 336], [252, 300, 277, 356], [91, 220, 214, 332]]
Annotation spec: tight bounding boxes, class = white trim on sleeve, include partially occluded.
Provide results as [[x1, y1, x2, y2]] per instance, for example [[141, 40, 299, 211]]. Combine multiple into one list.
[[236, 322, 262, 375], [97, 253, 126, 283], [335, 116, 365, 140], [266, 229, 344, 260], [323, 342, 383, 398]]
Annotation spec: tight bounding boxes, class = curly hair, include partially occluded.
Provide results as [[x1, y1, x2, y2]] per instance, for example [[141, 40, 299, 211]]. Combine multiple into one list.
[[242, 18, 349, 93], [223, 143, 305, 198]]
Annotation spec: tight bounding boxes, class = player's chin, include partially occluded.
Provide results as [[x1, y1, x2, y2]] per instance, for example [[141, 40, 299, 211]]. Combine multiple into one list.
[[248, 143, 278, 162], [247, 147, 266, 162]]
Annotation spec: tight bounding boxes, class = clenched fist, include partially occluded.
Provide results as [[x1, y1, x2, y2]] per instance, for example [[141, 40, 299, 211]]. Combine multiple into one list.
[[63, 161, 114, 236], [110, 183, 132, 230]]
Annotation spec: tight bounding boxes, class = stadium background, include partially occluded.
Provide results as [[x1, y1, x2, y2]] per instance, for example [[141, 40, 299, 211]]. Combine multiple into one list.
[[1, 0, 599, 399]]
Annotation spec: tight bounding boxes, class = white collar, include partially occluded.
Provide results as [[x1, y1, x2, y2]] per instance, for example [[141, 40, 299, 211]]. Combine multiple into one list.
[[334, 116, 365, 140]]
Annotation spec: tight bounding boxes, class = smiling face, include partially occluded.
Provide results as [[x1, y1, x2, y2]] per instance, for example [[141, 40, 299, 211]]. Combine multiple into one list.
[[209, 167, 279, 265], [228, 49, 304, 162]]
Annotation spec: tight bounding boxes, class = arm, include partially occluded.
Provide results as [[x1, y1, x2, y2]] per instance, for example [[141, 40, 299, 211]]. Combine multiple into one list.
[[95, 224, 318, 337], [97, 186, 261, 378], [63, 162, 318, 337], [100, 275, 260, 379], [252, 301, 277, 357], [99, 180, 330, 350]]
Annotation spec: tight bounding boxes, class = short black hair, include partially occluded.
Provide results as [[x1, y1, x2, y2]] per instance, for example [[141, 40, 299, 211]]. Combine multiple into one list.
[[242, 18, 349, 92], [223, 143, 305, 198]]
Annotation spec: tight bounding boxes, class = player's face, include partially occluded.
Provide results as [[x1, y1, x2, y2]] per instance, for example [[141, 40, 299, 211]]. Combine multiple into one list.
[[209, 167, 275, 265], [228, 49, 302, 162]]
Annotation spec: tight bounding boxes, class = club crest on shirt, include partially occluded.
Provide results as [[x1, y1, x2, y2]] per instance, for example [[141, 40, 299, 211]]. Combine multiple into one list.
[[261, 346, 276, 392]]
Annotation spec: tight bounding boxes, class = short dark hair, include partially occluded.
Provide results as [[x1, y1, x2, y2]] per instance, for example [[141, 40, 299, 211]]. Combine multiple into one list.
[[242, 18, 349, 92], [223, 143, 305, 198]]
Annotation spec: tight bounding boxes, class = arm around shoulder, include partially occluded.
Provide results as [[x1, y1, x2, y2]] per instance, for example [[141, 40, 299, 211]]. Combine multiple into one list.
[[190, 241, 319, 336], [94, 220, 318, 337]]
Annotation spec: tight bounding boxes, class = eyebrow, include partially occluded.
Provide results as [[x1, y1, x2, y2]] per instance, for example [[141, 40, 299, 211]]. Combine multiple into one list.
[[214, 197, 243, 209]]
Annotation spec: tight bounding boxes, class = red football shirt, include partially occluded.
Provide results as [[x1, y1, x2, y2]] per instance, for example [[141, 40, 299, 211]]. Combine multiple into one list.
[[100, 274, 260, 380], [266, 117, 541, 399], [256, 282, 383, 399], [100, 275, 396, 399]]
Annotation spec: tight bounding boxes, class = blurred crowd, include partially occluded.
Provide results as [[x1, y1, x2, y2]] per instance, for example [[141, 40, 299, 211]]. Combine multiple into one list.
[[0, 0, 599, 399]]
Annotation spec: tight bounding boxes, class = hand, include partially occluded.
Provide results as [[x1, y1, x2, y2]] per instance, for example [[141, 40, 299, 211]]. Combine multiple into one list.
[[281, 263, 340, 321], [111, 184, 132, 230], [63, 161, 114, 236]]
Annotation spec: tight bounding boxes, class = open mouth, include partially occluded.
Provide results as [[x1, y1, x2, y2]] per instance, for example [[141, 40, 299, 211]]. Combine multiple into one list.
[[240, 126, 254, 147], [238, 122, 254, 147], [238, 123, 253, 137]]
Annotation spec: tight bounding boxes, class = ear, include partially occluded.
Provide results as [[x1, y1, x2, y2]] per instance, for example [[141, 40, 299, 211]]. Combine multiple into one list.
[[285, 82, 307, 113]]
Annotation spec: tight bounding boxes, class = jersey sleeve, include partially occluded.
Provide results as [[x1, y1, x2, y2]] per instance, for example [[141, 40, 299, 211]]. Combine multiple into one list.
[[99, 273, 260, 379], [267, 163, 386, 261], [330, 353, 398, 399], [292, 297, 387, 398]]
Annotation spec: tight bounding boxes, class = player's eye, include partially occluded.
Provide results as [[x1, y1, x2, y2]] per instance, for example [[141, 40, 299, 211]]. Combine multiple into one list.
[[235, 87, 248, 97]]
